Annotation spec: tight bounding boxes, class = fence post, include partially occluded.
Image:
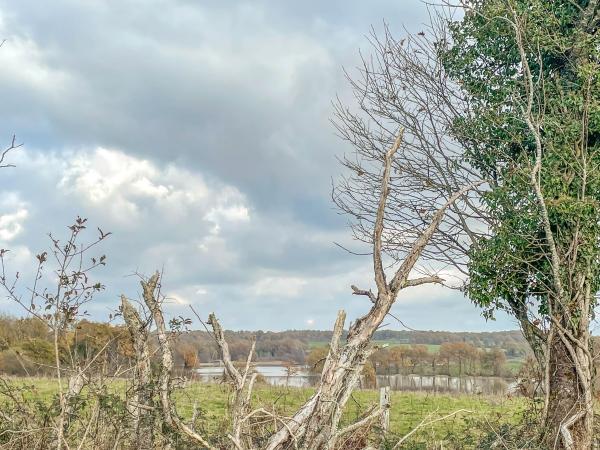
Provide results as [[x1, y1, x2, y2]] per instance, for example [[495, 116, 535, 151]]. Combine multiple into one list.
[[379, 386, 390, 435]]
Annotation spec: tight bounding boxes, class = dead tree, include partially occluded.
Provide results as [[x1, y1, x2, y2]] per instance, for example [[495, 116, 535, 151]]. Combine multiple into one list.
[[333, 19, 489, 289], [140, 273, 215, 450], [263, 133, 479, 450], [203, 131, 480, 450], [121, 295, 155, 448], [207, 314, 257, 449]]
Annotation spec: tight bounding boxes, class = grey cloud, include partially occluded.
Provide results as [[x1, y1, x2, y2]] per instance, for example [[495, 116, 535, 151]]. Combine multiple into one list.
[[0, 0, 423, 216], [0, 1, 517, 331]]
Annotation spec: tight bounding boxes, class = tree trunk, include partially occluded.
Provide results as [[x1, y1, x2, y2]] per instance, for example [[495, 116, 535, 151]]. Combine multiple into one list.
[[544, 332, 594, 450], [121, 296, 155, 449]]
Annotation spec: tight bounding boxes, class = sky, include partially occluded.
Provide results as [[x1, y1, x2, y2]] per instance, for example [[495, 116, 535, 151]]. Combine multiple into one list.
[[0, 0, 518, 332]]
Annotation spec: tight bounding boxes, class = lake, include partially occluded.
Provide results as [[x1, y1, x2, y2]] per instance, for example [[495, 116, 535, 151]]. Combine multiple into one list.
[[196, 364, 318, 388], [195, 364, 516, 395]]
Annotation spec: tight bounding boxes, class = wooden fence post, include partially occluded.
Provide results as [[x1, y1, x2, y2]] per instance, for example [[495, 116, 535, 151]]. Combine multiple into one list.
[[379, 386, 390, 435]]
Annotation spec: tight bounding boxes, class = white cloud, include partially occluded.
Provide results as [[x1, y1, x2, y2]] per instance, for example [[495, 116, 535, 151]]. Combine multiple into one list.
[[0, 208, 28, 241], [1, 244, 32, 266], [205, 203, 250, 225], [0, 32, 73, 97], [196, 234, 240, 268], [55, 147, 251, 229]]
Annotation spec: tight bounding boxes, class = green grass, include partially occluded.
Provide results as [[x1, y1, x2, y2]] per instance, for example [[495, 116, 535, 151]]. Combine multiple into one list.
[[372, 342, 442, 352], [2, 377, 526, 444], [505, 359, 524, 372], [308, 341, 442, 352]]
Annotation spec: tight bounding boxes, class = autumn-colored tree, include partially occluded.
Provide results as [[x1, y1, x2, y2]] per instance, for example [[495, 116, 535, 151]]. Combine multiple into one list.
[[481, 348, 507, 377], [439, 342, 478, 376], [362, 360, 377, 389], [388, 346, 410, 375], [181, 344, 200, 369], [306, 346, 328, 374], [408, 345, 429, 374]]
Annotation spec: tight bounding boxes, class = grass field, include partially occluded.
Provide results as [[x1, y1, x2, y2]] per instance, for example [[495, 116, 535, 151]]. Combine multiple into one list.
[[308, 341, 442, 352], [4, 377, 527, 446], [505, 359, 524, 372], [191, 387, 526, 446]]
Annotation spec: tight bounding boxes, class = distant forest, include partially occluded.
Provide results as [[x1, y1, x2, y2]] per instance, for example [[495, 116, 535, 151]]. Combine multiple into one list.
[[177, 327, 529, 364], [0, 314, 528, 377]]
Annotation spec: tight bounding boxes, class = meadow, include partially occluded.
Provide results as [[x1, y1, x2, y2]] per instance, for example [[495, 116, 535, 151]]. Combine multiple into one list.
[[4, 377, 528, 448]]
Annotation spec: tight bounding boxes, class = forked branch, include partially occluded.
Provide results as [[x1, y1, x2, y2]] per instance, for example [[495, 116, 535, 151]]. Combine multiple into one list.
[[141, 273, 214, 449]]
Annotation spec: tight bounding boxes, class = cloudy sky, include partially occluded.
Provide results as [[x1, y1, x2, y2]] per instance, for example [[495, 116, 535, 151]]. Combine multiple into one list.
[[0, 0, 517, 332]]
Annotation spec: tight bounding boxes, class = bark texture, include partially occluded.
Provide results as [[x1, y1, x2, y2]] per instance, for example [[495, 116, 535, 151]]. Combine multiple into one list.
[[544, 334, 593, 449], [141, 273, 214, 450], [121, 295, 155, 449]]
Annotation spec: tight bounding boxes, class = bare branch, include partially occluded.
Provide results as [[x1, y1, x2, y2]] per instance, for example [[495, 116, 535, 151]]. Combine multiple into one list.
[[373, 129, 404, 295], [0, 135, 22, 169], [403, 275, 444, 288], [392, 409, 472, 449], [351, 285, 377, 303], [389, 181, 485, 294]]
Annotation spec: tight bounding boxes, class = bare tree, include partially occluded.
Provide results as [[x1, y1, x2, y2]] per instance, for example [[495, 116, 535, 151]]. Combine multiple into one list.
[[264, 132, 479, 449], [192, 131, 480, 450], [0, 218, 111, 449], [139, 273, 214, 449], [332, 18, 489, 287], [207, 313, 257, 449]]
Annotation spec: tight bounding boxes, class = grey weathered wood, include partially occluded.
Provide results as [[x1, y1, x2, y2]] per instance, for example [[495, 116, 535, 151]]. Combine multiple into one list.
[[142, 273, 214, 449], [379, 386, 390, 435], [121, 295, 154, 447]]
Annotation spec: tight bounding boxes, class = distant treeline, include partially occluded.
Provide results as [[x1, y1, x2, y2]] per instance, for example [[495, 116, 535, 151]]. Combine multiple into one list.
[[306, 341, 511, 378], [0, 313, 529, 377], [277, 328, 526, 345], [175, 327, 530, 365]]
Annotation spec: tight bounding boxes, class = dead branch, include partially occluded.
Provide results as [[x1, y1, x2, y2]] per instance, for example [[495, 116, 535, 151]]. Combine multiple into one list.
[[141, 272, 214, 449], [351, 285, 377, 303], [207, 313, 258, 448], [0, 135, 21, 169], [392, 409, 472, 448], [121, 295, 154, 447], [334, 404, 384, 440]]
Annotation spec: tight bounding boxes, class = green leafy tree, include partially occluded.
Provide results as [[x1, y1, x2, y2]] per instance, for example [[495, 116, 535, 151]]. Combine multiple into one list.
[[442, 1, 599, 447]]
